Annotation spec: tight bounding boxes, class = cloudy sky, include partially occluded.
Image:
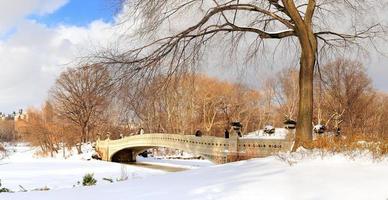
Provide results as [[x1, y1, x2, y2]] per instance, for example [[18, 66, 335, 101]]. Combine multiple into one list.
[[0, 1, 387, 114], [0, 0, 117, 113]]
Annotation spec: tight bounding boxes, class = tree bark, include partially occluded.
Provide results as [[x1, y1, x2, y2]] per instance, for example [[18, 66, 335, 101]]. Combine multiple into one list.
[[292, 29, 316, 151], [281, 0, 317, 151], [78, 125, 86, 154]]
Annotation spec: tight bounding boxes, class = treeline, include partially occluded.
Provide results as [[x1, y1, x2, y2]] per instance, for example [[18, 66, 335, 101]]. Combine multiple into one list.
[[1, 58, 387, 155], [121, 75, 263, 136]]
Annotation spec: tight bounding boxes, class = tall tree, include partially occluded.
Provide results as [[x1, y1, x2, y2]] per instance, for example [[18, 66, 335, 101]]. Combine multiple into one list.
[[319, 59, 374, 135], [99, 0, 384, 150], [50, 65, 112, 146]]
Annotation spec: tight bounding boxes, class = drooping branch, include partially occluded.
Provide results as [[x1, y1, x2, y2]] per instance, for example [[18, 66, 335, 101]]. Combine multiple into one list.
[[315, 23, 385, 50], [97, 2, 299, 83]]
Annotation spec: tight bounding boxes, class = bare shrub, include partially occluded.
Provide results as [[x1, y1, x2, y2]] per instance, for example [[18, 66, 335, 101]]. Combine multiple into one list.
[[0, 144, 6, 160], [310, 134, 388, 160], [0, 143, 5, 152], [17, 105, 60, 157], [0, 120, 17, 142]]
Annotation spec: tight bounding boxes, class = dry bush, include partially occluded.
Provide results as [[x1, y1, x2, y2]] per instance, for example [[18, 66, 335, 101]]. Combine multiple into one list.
[[0, 143, 5, 159], [17, 104, 63, 156], [310, 133, 388, 160], [0, 120, 17, 142]]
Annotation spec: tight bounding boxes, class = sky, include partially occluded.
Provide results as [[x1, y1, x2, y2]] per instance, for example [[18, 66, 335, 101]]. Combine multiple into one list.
[[0, 1, 387, 114], [0, 0, 117, 113], [29, 0, 115, 26]]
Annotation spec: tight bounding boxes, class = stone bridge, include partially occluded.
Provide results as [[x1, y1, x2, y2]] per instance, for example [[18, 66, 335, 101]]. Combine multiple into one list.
[[95, 132, 293, 164]]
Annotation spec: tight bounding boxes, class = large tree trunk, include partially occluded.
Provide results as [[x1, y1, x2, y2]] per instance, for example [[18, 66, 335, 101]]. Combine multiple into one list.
[[281, 0, 317, 151], [293, 29, 316, 151], [77, 125, 86, 154], [81, 126, 86, 143]]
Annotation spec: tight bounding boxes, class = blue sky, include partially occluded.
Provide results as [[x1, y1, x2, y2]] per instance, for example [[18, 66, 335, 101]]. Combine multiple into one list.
[[30, 0, 115, 27]]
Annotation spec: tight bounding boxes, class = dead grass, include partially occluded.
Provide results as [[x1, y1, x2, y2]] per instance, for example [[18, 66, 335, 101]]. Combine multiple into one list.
[[310, 134, 388, 160], [0, 144, 5, 153], [0, 144, 6, 159]]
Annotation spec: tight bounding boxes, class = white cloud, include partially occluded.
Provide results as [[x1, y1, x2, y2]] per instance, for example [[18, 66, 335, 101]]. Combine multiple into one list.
[[0, 0, 68, 34], [35, 0, 69, 15], [0, 0, 126, 113], [0, 18, 115, 113]]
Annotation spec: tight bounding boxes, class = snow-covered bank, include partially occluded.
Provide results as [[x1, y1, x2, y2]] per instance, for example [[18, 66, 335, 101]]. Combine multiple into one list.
[[0, 143, 213, 194], [0, 144, 165, 192], [3, 151, 388, 200]]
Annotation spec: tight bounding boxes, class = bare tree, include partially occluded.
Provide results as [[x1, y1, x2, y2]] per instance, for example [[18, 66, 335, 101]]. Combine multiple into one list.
[[50, 65, 113, 149], [118, 74, 262, 135], [98, 0, 385, 150], [319, 59, 375, 135], [374, 94, 388, 139], [272, 67, 299, 122]]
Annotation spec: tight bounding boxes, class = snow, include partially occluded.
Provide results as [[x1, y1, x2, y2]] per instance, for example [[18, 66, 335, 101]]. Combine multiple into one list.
[[137, 157, 213, 169], [0, 143, 167, 192], [266, 29, 294, 34], [3, 150, 388, 200], [2, 144, 388, 200], [314, 124, 324, 130], [243, 128, 290, 139], [313, 124, 327, 134]]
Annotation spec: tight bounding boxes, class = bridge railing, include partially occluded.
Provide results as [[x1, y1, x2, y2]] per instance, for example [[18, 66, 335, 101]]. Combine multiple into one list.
[[96, 132, 293, 158], [97, 133, 238, 154], [110, 134, 231, 145]]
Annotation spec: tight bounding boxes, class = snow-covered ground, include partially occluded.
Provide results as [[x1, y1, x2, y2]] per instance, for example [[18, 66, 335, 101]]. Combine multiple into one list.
[[0, 143, 167, 192], [137, 157, 213, 169], [0, 143, 212, 194], [2, 143, 388, 200], [3, 150, 388, 200]]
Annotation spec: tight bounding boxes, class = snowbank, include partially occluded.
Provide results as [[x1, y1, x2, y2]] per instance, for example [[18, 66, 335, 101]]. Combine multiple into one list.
[[3, 150, 388, 200], [243, 128, 290, 139], [2, 143, 388, 200]]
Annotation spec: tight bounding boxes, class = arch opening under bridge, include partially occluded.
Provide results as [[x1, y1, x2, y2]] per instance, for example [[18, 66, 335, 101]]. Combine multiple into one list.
[[110, 146, 214, 163]]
